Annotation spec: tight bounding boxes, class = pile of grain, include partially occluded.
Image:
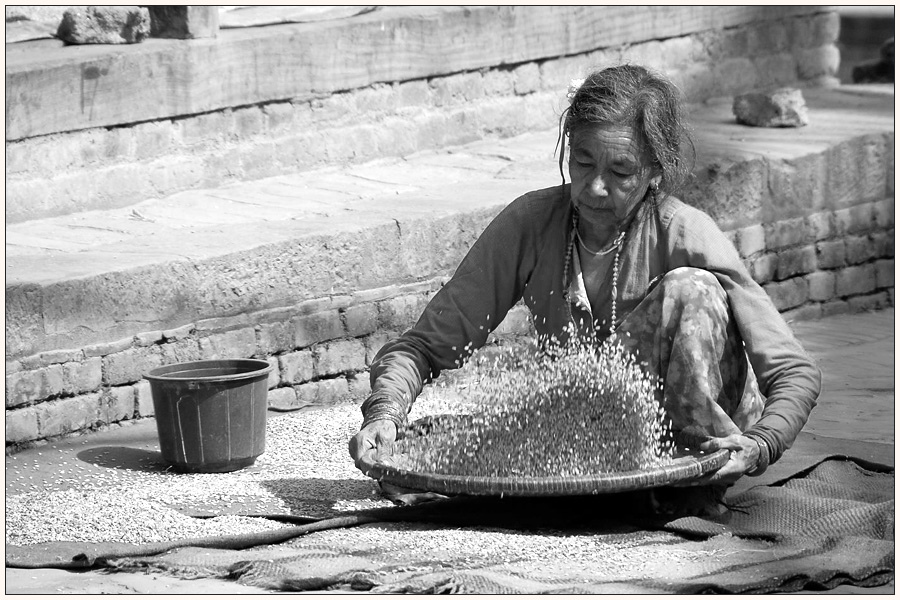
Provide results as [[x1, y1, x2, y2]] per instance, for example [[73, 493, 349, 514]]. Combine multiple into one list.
[[395, 338, 675, 477]]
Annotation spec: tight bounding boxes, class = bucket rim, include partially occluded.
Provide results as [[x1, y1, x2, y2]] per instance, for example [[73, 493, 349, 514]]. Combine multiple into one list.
[[144, 358, 273, 382]]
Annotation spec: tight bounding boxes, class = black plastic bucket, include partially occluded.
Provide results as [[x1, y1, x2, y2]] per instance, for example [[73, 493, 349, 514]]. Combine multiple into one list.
[[144, 359, 273, 473]]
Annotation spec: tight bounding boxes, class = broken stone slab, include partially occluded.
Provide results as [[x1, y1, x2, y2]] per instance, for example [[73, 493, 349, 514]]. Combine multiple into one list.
[[148, 6, 218, 39], [57, 6, 150, 45], [732, 88, 809, 128]]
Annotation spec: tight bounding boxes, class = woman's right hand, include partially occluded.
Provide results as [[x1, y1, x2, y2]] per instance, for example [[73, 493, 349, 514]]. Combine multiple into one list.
[[348, 419, 398, 470]]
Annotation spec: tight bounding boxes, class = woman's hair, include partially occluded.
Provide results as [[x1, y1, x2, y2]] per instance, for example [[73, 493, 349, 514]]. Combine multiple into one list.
[[557, 64, 694, 197]]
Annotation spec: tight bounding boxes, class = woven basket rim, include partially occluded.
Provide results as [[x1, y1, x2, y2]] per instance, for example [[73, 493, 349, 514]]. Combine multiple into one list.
[[360, 448, 730, 496]]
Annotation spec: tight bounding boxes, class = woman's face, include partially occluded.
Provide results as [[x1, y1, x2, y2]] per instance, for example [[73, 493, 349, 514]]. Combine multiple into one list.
[[568, 123, 657, 225]]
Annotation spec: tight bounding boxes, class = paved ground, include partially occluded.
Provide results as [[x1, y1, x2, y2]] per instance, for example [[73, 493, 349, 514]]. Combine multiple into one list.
[[5, 308, 895, 594]]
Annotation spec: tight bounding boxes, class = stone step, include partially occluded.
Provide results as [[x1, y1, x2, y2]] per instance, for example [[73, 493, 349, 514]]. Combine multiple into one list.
[[5, 84, 894, 364]]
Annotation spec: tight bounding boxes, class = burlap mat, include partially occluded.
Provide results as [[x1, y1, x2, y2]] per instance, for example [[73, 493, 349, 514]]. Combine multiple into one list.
[[9, 452, 893, 593]]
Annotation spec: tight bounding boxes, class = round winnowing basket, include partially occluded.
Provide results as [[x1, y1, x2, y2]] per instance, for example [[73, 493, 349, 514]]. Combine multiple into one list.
[[359, 447, 730, 497]]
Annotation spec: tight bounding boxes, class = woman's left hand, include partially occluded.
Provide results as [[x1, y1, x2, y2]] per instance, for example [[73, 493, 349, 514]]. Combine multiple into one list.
[[677, 434, 760, 486]]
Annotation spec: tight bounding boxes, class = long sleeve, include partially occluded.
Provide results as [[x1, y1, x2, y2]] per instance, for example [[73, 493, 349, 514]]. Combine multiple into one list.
[[666, 206, 822, 463], [364, 192, 543, 429]]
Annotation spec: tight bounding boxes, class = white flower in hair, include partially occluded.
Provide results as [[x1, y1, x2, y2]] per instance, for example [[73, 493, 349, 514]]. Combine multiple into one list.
[[566, 78, 585, 103]]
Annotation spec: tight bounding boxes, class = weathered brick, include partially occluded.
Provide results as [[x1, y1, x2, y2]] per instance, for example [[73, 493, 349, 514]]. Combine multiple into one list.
[[267, 387, 299, 411], [796, 45, 840, 79], [828, 137, 887, 208], [263, 101, 295, 133], [134, 330, 164, 347], [266, 356, 280, 389], [38, 393, 100, 438], [315, 339, 367, 377], [18, 354, 43, 370], [768, 153, 827, 214], [257, 321, 293, 355], [751, 53, 796, 88], [39, 348, 84, 365], [737, 224, 766, 258], [344, 303, 379, 338], [103, 347, 164, 386], [103, 126, 135, 162], [133, 121, 174, 160], [657, 35, 694, 69], [807, 271, 836, 302], [347, 373, 372, 401], [240, 142, 280, 179], [432, 72, 484, 106], [397, 80, 431, 107], [84, 337, 134, 358], [836, 204, 878, 237], [844, 235, 878, 265], [821, 299, 850, 317], [6, 365, 64, 408], [875, 259, 895, 289], [160, 339, 202, 364], [835, 264, 877, 297], [280, 350, 316, 384], [6, 406, 40, 444], [63, 357, 103, 396], [874, 198, 895, 229], [198, 327, 257, 360], [713, 56, 758, 95], [750, 253, 779, 284], [352, 84, 396, 116], [763, 277, 809, 311], [163, 323, 195, 341], [100, 386, 135, 424], [848, 292, 890, 313], [748, 18, 790, 55], [776, 246, 817, 280], [806, 211, 833, 241], [765, 217, 809, 250], [513, 62, 540, 95], [378, 295, 424, 331], [482, 68, 515, 96], [294, 310, 344, 348], [232, 106, 266, 139], [295, 377, 350, 407], [6, 361, 21, 375], [816, 240, 846, 270], [179, 110, 230, 148], [364, 331, 395, 366], [872, 230, 895, 258], [134, 380, 155, 417]]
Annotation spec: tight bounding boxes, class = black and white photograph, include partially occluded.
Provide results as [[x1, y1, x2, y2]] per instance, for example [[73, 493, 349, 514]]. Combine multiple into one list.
[[5, 3, 895, 594]]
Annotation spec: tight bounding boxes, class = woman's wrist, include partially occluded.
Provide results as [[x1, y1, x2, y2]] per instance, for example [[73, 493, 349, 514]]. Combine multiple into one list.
[[360, 394, 406, 432]]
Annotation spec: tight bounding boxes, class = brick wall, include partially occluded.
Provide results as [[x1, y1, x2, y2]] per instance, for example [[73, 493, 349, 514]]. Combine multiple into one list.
[[6, 11, 839, 223]]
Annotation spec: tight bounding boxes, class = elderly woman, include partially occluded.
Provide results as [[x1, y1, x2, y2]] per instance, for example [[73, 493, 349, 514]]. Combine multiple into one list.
[[349, 64, 821, 495]]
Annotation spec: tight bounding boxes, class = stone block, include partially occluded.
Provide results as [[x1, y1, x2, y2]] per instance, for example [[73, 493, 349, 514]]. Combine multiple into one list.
[[38, 393, 100, 439], [834, 203, 875, 236], [807, 271, 836, 302], [680, 158, 766, 228], [134, 380, 154, 417], [103, 347, 164, 386], [483, 68, 515, 97], [37, 348, 84, 366], [776, 246, 817, 280], [797, 45, 840, 80], [733, 88, 808, 128], [886, 133, 894, 196], [6, 365, 63, 408], [750, 253, 779, 285], [266, 357, 280, 389], [432, 72, 484, 106], [347, 373, 372, 401], [6, 406, 39, 444], [768, 153, 827, 214], [162, 323, 195, 342], [747, 18, 790, 55], [280, 350, 316, 385], [844, 235, 878, 265], [295, 378, 351, 407], [364, 331, 395, 366], [766, 217, 809, 250], [378, 295, 424, 331], [875, 259, 895, 289], [101, 386, 135, 424], [397, 80, 431, 107], [821, 299, 850, 317], [835, 264, 877, 297], [872, 231, 895, 258], [57, 6, 150, 44], [343, 303, 379, 338], [148, 5, 218, 39], [752, 53, 797, 88], [179, 111, 230, 148], [258, 321, 294, 355], [198, 327, 257, 360], [267, 387, 299, 411], [315, 340, 367, 377], [63, 357, 103, 396], [806, 211, 833, 241], [736, 224, 766, 258], [513, 62, 541, 95], [792, 11, 840, 49], [714, 57, 758, 95], [828, 137, 887, 207], [133, 121, 174, 161], [264, 102, 296, 133], [240, 142, 280, 179], [848, 292, 890, 313], [763, 277, 809, 311], [816, 240, 846, 270], [160, 339, 202, 365], [134, 330, 164, 347], [294, 311, 345, 349], [874, 198, 895, 229], [781, 303, 822, 324], [232, 106, 266, 140]]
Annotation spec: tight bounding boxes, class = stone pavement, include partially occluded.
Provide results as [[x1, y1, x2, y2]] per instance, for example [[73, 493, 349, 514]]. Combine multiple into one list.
[[4, 308, 894, 594]]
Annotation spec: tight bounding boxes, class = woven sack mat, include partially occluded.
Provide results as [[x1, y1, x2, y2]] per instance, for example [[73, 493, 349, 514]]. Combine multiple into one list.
[[74, 453, 894, 593]]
